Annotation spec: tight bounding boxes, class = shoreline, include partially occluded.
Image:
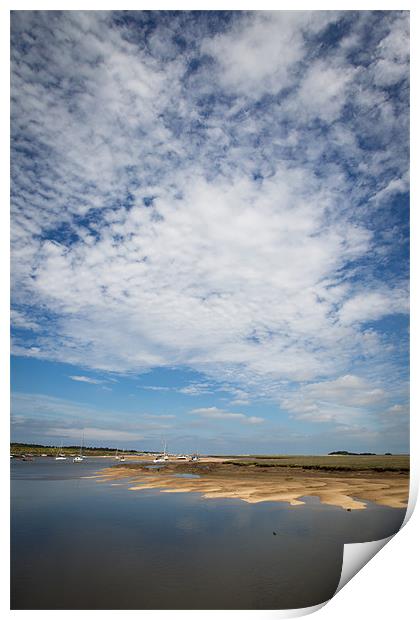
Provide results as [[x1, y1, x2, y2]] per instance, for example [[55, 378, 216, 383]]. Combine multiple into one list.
[[95, 458, 409, 511]]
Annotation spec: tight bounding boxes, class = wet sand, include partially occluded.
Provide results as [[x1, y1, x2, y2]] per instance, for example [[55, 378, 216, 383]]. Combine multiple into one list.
[[95, 458, 409, 511]]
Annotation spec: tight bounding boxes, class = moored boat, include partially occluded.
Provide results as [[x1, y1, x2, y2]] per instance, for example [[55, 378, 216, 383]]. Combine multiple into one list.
[[55, 441, 67, 460]]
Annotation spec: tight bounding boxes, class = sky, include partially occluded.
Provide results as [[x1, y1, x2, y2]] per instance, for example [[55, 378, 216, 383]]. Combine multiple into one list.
[[10, 10, 409, 454]]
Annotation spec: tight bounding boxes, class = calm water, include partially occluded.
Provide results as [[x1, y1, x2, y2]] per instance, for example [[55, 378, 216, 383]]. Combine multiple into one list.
[[11, 458, 406, 610]]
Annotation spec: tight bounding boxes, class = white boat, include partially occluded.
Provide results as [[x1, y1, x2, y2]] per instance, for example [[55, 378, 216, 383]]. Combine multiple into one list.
[[55, 441, 67, 460], [73, 431, 85, 462], [153, 441, 169, 463]]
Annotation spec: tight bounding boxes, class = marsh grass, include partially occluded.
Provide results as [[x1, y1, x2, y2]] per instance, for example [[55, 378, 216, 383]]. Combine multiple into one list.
[[222, 455, 409, 472]]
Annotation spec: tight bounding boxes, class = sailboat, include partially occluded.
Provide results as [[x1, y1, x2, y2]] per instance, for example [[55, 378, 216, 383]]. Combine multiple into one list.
[[119, 449, 125, 462], [73, 431, 84, 462], [55, 441, 67, 460], [153, 441, 169, 463]]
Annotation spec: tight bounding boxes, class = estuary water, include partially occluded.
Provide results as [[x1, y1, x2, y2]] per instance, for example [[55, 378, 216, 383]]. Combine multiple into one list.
[[11, 458, 406, 610]]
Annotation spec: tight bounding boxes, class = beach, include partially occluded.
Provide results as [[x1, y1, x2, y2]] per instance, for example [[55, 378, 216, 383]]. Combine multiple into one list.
[[96, 456, 410, 511]]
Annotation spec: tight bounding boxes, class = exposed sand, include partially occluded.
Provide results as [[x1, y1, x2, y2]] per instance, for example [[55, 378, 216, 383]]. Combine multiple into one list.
[[94, 459, 409, 511]]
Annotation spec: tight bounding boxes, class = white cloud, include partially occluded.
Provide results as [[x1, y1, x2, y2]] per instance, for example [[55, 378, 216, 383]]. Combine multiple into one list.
[[12, 170, 379, 386], [372, 14, 409, 87], [178, 383, 212, 396], [69, 375, 104, 385], [201, 12, 304, 97], [10, 11, 409, 436], [304, 375, 386, 407], [11, 309, 40, 331], [11, 392, 175, 444], [283, 374, 388, 424], [291, 60, 356, 122], [201, 12, 338, 98], [339, 288, 408, 325], [191, 406, 264, 425], [48, 427, 145, 442], [383, 404, 409, 418]]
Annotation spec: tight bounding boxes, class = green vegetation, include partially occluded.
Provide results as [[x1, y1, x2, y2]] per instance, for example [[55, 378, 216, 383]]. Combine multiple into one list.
[[222, 454, 409, 473], [328, 451, 378, 456], [10, 442, 141, 457]]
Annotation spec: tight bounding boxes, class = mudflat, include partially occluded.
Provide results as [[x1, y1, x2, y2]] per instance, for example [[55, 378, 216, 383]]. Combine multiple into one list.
[[96, 456, 409, 511]]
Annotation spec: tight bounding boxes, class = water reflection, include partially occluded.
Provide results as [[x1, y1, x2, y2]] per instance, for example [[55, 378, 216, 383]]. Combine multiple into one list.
[[11, 458, 405, 610], [173, 473, 201, 479]]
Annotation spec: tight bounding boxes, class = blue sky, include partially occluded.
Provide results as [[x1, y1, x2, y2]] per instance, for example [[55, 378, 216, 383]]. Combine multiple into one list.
[[10, 11, 409, 454]]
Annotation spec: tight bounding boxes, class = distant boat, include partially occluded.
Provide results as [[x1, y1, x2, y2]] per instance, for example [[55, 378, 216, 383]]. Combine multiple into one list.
[[153, 441, 169, 463], [73, 431, 85, 462], [55, 441, 67, 460], [114, 447, 126, 462]]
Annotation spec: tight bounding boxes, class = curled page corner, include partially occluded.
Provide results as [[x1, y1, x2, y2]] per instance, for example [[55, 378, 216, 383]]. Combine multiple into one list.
[[264, 601, 327, 619], [334, 480, 416, 598], [402, 475, 417, 527], [335, 535, 394, 595]]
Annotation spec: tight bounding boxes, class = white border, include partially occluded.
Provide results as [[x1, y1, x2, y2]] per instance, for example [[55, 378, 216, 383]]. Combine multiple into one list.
[[1, 3, 417, 620]]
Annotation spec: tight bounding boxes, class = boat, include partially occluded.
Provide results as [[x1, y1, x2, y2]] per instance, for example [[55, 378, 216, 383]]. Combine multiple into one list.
[[153, 441, 169, 463], [73, 431, 85, 462], [55, 441, 67, 460], [113, 446, 126, 462]]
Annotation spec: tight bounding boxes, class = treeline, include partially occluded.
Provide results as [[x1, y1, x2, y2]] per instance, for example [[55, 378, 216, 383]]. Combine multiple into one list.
[[10, 442, 140, 455], [328, 451, 393, 456]]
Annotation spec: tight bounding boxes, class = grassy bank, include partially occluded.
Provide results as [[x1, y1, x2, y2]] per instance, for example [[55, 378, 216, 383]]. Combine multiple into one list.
[[222, 455, 409, 472]]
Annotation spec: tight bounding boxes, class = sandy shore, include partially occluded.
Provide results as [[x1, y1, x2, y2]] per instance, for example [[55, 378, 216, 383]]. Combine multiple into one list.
[[94, 458, 409, 511]]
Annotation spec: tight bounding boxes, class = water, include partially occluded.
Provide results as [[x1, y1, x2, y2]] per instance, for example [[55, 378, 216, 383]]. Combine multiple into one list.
[[11, 458, 406, 610]]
